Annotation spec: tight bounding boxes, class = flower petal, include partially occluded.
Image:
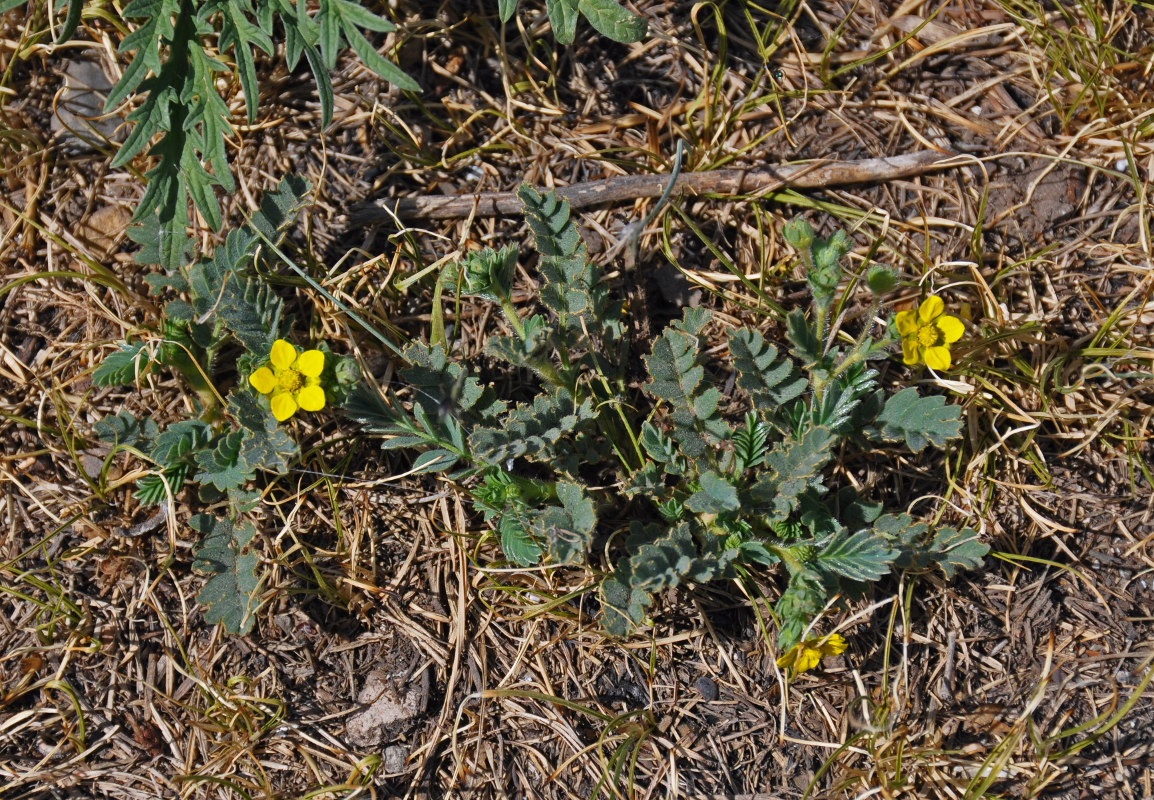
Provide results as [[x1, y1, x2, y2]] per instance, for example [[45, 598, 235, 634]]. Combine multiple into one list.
[[924, 345, 952, 370], [793, 645, 823, 674], [295, 349, 325, 378], [249, 366, 277, 394], [270, 392, 298, 421], [894, 309, 918, 337], [776, 645, 800, 669], [819, 633, 848, 656], [918, 295, 944, 324], [297, 384, 326, 412], [935, 314, 965, 344], [902, 337, 921, 366], [270, 339, 298, 370]]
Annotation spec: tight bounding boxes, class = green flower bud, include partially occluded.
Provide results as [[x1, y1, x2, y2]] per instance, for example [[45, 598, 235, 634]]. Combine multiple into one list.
[[783, 217, 815, 251], [866, 264, 897, 295]]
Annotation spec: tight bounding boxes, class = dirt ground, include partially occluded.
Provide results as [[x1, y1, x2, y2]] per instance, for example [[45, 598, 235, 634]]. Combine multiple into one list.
[[2, 0, 1153, 798]]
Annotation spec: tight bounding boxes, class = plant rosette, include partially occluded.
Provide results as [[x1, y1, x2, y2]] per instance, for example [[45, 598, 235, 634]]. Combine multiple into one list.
[[249, 339, 327, 421]]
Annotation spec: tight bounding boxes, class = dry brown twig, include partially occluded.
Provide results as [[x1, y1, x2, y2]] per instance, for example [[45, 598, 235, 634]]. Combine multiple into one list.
[[348, 150, 963, 225]]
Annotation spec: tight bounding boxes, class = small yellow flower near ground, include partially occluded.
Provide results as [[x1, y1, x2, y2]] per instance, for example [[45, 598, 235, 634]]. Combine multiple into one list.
[[776, 633, 848, 676], [249, 339, 326, 422], [895, 295, 965, 370]]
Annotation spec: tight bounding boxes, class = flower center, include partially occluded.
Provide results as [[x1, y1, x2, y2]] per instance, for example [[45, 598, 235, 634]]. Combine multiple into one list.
[[916, 324, 941, 347], [278, 369, 304, 393]]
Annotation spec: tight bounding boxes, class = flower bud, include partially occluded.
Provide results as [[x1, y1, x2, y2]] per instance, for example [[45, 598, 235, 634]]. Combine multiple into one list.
[[783, 217, 815, 251], [866, 264, 897, 295]]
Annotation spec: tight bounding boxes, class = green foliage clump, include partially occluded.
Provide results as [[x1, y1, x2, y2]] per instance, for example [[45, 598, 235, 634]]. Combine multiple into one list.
[[93, 176, 357, 634], [36, 0, 417, 272], [499, 0, 647, 44], [348, 190, 988, 649]]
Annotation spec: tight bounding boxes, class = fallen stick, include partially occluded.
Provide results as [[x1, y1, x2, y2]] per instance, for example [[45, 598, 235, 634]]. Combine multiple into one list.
[[347, 150, 962, 226]]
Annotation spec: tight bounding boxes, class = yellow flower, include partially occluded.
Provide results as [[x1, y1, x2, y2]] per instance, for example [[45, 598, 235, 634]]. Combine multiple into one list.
[[776, 633, 848, 675], [895, 295, 964, 370], [248, 339, 326, 422]]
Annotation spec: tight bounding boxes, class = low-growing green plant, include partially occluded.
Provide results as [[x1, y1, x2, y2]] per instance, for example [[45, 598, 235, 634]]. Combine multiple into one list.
[[347, 187, 988, 651], [92, 176, 357, 633], [19, 0, 418, 272], [499, 0, 647, 44]]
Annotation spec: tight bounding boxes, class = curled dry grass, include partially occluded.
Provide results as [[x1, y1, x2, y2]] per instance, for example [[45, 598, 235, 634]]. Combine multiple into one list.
[[2, 0, 1153, 797]]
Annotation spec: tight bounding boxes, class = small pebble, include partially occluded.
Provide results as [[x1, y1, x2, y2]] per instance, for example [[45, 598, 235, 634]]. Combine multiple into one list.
[[693, 676, 719, 701], [383, 745, 408, 773], [1115, 159, 1129, 172], [971, 105, 983, 116]]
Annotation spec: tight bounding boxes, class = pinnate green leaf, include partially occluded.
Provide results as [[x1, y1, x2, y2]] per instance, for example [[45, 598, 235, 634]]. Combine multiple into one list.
[[871, 387, 961, 452], [536, 482, 597, 564], [817, 528, 898, 582], [191, 514, 259, 634], [685, 471, 740, 514], [94, 342, 154, 387], [499, 514, 542, 566], [194, 430, 251, 491], [729, 328, 807, 408]]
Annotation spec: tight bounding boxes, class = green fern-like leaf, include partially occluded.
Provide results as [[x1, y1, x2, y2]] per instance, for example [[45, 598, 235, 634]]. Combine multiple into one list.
[[93, 342, 155, 387], [816, 527, 898, 582], [731, 412, 769, 473], [470, 389, 595, 464], [95, 411, 158, 449], [728, 328, 807, 409], [870, 387, 961, 452], [873, 513, 988, 578], [228, 392, 298, 474], [191, 513, 260, 634], [751, 425, 834, 521], [535, 481, 597, 565], [644, 308, 729, 458], [193, 430, 251, 491], [685, 471, 740, 514]]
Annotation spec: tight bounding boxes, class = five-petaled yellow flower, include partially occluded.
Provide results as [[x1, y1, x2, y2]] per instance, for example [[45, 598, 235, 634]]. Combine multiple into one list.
[[249, 339, 326, 422], [895, 295, 964, 370], [777, 633, 848, 676]]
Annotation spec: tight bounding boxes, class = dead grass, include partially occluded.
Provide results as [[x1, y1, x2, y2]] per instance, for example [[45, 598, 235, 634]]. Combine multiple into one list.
[[2, 0, 1154, 798]]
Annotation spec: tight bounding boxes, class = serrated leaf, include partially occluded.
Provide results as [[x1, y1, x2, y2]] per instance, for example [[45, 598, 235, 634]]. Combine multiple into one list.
[[752, 425, 834, 520], [817, 528, 898, 582], [536, 481, 597, 565], [95, 411, 156, 449], [191, 514, 259, 634], [228, 392, 298, 474], [151, 419, 213, 466], [875, 514, 987, 578], [499, 514, 542, 566], [729, 328, 807, 409], [685, 471, 740, 513], [871, 387, 961, 452], [93, 342, 154, 387], [194, 430, 251, 491], [470, 389, 595, 464], [578, 0, 646, 42], [786, 308, 822, 364], [928, 526, 987, 578]]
